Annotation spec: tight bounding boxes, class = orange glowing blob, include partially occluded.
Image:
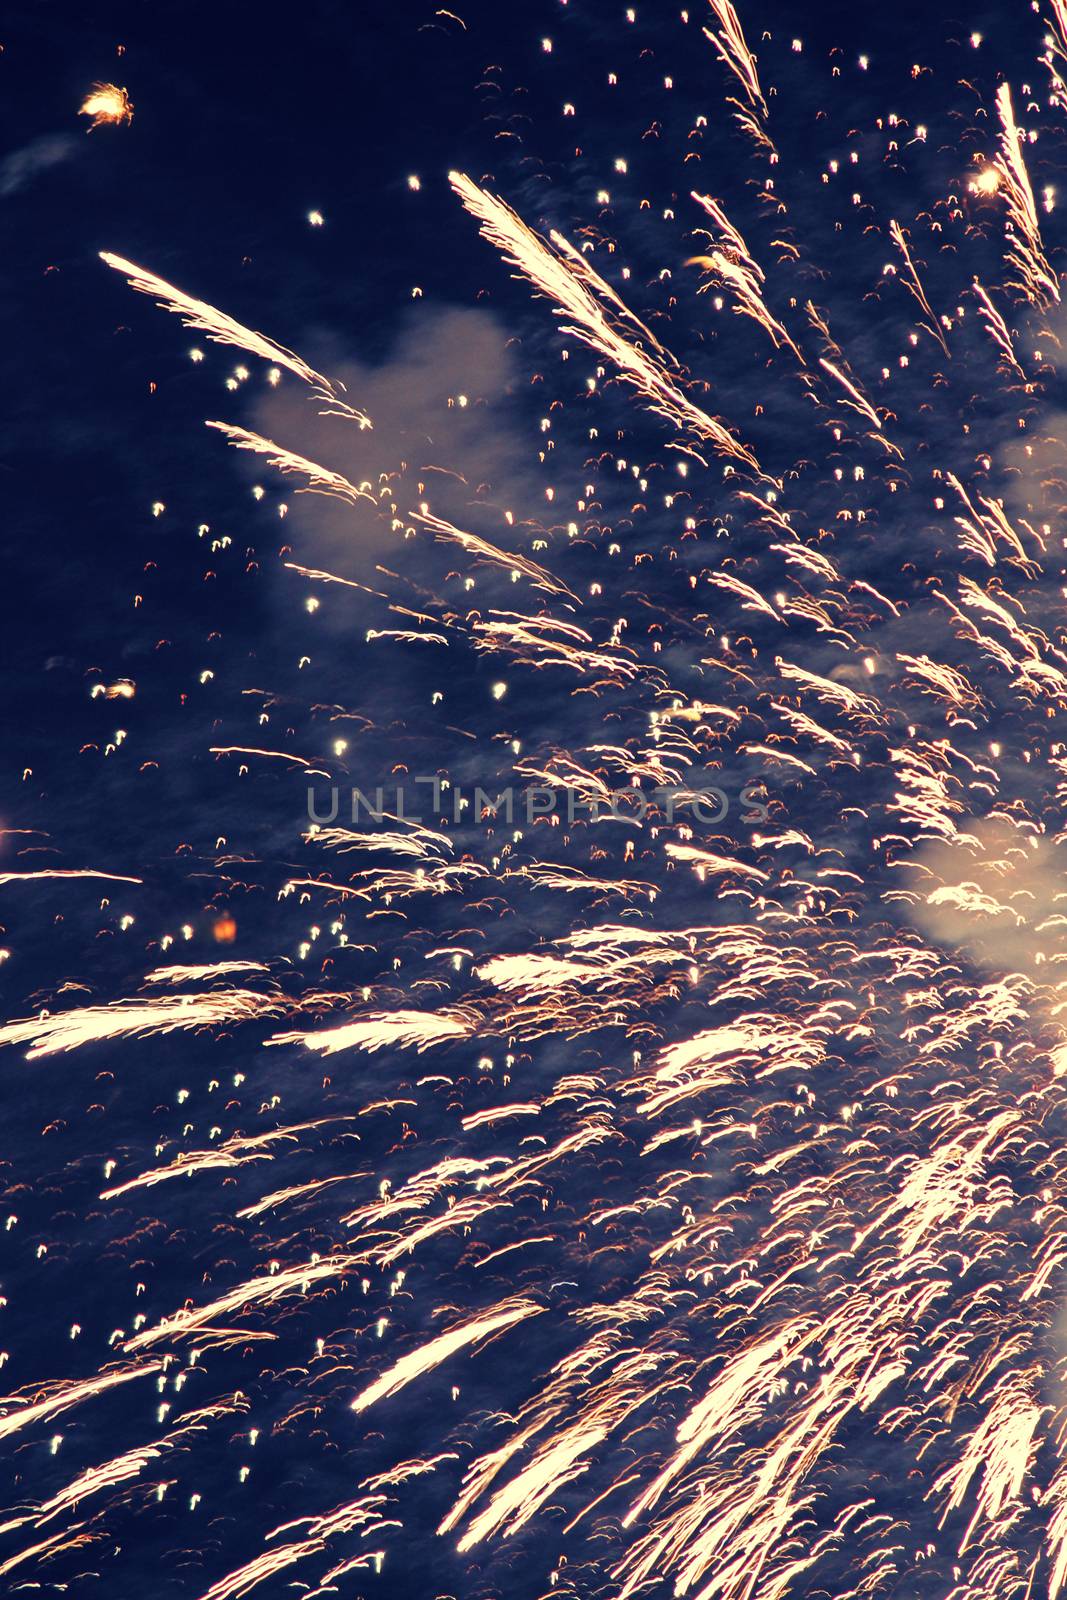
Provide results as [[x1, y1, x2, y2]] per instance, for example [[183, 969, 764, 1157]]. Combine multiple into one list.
[[79, 83, 134, 130], [212, 914, 237, 944]]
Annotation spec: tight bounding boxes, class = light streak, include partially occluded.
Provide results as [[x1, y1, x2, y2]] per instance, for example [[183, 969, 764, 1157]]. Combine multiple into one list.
[[350, 1298, 542, 1413], [100, 254, 370, 420], [0, 989, 284, 1059], [450, 171, 760, 469]]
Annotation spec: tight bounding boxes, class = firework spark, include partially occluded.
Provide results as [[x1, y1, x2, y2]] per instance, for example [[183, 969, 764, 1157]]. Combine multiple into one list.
[[79, 83, 133, 129]]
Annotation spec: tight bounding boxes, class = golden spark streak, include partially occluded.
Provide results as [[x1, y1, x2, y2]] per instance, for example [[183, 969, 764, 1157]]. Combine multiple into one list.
[[350, 1299, 542, 1413], [0, 990, 282, 1060], [205, 422, 374, 502], [450, 171, 759, 469], [101, 254, 370, 419], [0, 1364, 162, 1443]]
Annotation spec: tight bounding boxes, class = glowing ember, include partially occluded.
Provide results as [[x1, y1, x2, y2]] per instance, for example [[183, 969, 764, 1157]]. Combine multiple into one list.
[[79, 82, 133, 129]]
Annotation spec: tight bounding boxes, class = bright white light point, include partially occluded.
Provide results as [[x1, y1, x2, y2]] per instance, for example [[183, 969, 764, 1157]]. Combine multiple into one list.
[[407, 175, 421, 191], [333, 739, 348, 756], [152, 502, 165, 518], [491, 681, 508, 701], [308, 210, 324, 226], [614, 157, 628, 173], [189, 348, 204, 363], [971, 31, 982, 46], [542, 36, 552, 51], [305, 596, 319, 614], [975, 168, 999, 194], [268, 367, 281, 386]]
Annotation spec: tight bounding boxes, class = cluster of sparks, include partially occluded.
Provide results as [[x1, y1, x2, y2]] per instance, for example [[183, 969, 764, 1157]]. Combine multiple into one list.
[[78, 83, 133, 131], [11, 5, 1067, 1599]]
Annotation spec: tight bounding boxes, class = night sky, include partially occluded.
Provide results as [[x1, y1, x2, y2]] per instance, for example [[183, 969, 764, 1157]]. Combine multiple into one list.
[[3, 3, 1067, 1598]]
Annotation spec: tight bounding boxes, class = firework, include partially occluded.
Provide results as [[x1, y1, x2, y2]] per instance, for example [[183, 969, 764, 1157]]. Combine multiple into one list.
[[79, 83, 133, 129], [100, 254, 370, 421], [449, 170, 761, 469], [7, 7, 1067, 1600]]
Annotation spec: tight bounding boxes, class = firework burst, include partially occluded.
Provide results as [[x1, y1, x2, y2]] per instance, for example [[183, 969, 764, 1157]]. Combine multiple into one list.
[[7, 7, 1067, 1600]]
